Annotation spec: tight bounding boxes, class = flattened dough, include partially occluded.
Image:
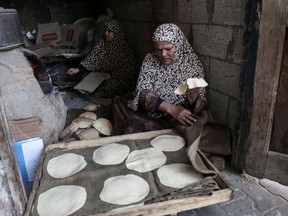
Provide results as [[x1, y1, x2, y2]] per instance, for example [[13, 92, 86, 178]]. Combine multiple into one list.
[[157, 163, 203, 188], [150, 135, 186, 152], [37, 185, 87, 216], [47, 153, 87, 178], [100, 174, 149, 205], [125, 147, 166, 173], [93, 143, 130, 165]]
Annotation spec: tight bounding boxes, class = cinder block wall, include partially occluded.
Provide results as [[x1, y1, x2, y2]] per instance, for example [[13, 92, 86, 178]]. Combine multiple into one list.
[[101, 0, 245, 154]]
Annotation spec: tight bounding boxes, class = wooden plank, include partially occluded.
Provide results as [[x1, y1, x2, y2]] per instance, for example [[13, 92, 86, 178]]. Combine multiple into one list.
[[46, 129, 177, 150], [245, 0, 288, 178], [95, 189, 232, 216], [269, 30, 288, 154], [0, 93, 27, 215], [264, 151, 288, 185]]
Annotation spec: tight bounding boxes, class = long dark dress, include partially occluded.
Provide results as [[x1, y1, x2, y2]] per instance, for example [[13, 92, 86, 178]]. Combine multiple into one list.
[[78, 19, 137, 98]]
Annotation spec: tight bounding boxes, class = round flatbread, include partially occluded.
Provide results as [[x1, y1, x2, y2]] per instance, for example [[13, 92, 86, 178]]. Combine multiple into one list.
[[100, 174, 149, 205], [157, 163, 203, 188], [125, 147, 166, 173], [37, 185, 87, 216], [93, 143, 130, 165], [150, 135, 186, 152], [47, 153, 87, 178]]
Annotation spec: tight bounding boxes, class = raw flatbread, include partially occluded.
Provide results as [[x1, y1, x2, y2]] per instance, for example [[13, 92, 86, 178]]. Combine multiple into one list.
[[37, 185, 87, 216], [150, 135, 186, 152], [93, 143, 130, 165], [157, 163, 203, 188], [99, 174, 149, 205], [174, 78, 208, 95], [47, 153, 87, 178], [125, 147, 166, 173]]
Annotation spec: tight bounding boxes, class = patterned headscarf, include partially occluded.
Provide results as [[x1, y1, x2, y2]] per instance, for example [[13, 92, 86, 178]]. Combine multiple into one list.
[[80, 19, 136, 84], [128, 23, 206, 117]]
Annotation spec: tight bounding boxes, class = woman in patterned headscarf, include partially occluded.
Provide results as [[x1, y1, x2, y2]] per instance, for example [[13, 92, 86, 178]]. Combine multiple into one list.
[[112, 23, 207, 134], [67, 19, 137, 98]]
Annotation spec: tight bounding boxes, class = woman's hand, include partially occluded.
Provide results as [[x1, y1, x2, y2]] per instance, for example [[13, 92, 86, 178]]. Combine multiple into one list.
[[102, 73, 112, 80], [67, 68, 80, 76], [159, 101, 197, 126]]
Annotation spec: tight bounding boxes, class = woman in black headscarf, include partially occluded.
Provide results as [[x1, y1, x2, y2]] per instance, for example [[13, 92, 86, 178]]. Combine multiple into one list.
[[67, 19, 137, 98]]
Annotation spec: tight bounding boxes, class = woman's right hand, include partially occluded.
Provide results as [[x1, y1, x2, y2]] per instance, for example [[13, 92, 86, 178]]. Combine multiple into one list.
[[67, 68, 80, 76]]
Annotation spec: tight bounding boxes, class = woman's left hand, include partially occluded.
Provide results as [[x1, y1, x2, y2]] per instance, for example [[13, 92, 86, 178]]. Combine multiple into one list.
[[102, 73, 112, 80]]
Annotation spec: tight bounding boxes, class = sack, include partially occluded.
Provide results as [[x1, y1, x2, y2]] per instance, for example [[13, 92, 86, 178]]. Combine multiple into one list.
[[199, 122, 231, 156]]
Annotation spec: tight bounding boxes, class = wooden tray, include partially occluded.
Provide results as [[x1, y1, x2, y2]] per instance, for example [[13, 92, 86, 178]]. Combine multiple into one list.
[[24, 129, 233, 216]]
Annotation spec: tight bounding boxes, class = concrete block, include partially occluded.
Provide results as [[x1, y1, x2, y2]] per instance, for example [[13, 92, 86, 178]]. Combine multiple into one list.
[[197, 55, 210, 81], [227, 98, 241, 131], [194, 202, 227, 215], [151, 0, 174, 22], [177, 0, 209, 23], [121, 21, 134, 39], [176, 23, 191, 40], [220, 197, 262, 215], [228, 28, 244, 64], [213, 0, 245, 26], [207, 89, 229, 124], [210, 59, 241, 100], [113, 1, 153, 21], [192, 25, 233, 59], [134, 40, 154, 61], [135, 22, 155, 41], [177, 209, 196, 216], [49, 6, 63, 23]]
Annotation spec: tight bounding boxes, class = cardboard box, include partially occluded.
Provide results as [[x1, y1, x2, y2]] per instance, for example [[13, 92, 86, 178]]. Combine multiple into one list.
[[60, 24, 79, 47], [9, 116, 43, 195], [36, 22, 61, 45], [8, 116, 42, 142]]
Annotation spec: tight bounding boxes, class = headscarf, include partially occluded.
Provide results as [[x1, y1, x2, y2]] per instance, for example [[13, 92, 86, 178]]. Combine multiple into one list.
[[80, 19, 136, 83], [128, 23, 206, 117]]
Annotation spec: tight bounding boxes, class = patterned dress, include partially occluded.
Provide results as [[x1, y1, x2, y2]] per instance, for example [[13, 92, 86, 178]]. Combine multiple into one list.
[[128, 23, 206, 118], [78, 19, 136, 98]]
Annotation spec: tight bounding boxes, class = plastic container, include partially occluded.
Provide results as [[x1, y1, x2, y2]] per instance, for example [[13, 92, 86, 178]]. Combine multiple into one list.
[[0, 8, 23, 50]]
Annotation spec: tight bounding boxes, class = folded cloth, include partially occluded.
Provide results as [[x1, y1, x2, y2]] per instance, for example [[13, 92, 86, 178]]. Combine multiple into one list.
[[199, 122, 231, 156]]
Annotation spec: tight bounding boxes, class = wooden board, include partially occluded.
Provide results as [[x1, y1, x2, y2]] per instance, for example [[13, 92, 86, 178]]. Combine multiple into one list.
[[245, 0, 288, 178], [24, 129, 232, 216]]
